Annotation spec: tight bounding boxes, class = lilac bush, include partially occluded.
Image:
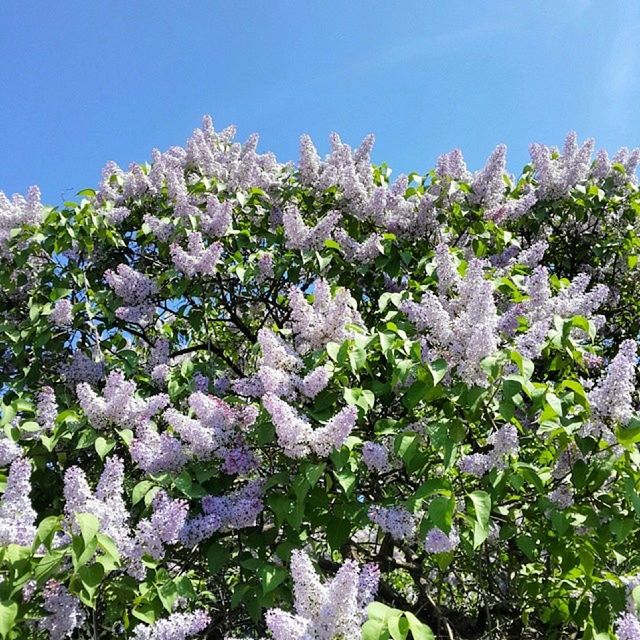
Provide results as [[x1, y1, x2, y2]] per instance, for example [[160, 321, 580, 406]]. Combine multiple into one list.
[[0, 118, 639, 638]]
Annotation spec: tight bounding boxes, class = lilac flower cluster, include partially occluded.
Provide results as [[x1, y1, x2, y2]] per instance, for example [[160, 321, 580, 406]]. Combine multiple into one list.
[[37, 386, 58, 431], [368, 505, 417, 541], [202, 195, 232, 237], [588, 339, 637, 426], [143, 213, 175, 241], [133, 490, 188, 564], [262, 393, 357, 458], [130, 424, 187, 474], [0, 457, 37, 546], [105, 263, 157, 327], [424, 526, 460, 554], [583, 339, 638, 442], [615, 612, 640, 640], [60, 350, 104, 386], [333, 228, 383, 264], [131, 610, 210, 640], [0, 434, 21, 467], [591, 146, 640, 186], [361, 441, 390, 473], [458, 424, 519, 476], [265, 550, 379, 640], [50, 299, 73, 327], [283, 206, 341, 251], [0, 185, 42, 252], [180, 480, 264, 546], [63, 457, 136, 562], [170, 231, 223, 277], [39, 580, 87, 640], [288, 279, 363, 353], [529, 132, 595, 199], [77, 369, 169, 430], [401, 247, 499, 386]]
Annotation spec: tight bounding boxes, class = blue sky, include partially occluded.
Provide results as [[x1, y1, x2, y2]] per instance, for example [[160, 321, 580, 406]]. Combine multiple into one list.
[[1, 1, 639, 205]]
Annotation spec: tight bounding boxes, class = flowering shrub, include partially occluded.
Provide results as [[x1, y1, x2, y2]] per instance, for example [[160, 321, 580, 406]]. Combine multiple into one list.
[[0, 119, 640, 639]]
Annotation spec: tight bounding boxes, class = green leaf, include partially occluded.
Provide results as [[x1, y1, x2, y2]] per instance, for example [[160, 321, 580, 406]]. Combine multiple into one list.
[[388, 613, 409, 640], [405, 611, 435, 640], [0, 601, 17, 639], [362, 618, 390, 640], [94, 436, 115, 459], [132, 480, 156, 505], [468, 491, 491, 548], [259, 564, 287, 594], [76, 512, 100, 545]]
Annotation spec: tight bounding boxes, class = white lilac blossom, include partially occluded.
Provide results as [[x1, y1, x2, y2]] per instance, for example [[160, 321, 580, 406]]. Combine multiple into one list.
[[0, 457, 37, 546], [264, 550, 379, 640], [288, 279, 363, 353], [0, 185, 43, 252], [262, 393, 357, 458], [424, 526, 460, 554], [368, 505, 417, 541], [39, 580, 87, 640], [37, 386, 58, 431], [77, 370, 169, 430], [50, 299, 73, 327], [130, 610, 210, 640], [170, 231, 223, 277]]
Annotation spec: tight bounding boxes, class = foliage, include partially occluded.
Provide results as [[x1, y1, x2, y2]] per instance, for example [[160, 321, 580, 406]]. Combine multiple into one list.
[[0, 119, 639, 639]]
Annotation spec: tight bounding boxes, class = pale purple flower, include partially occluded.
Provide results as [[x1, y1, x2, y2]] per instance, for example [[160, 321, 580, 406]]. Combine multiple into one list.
[[105, 264, 157, 306], [265, 550, 378, 640], [288, 280, 363, 353], [0, 185, 43, 250], [283, 206, 341, 251], [39, 580, 87, 640], [588, 339, 637, 426], [37, 386, 58, 431], [361, 442, 390, 473], [202, 195, 232, 237], [368, 505, 417, 541], [130, 610, 210, 640], [424, 527, 460, 554], [0, 435, 21, 467], [50, 299, 73, 327], [170, 231, 223, 277], [0, 457, 37, 547], [615, 612, 640, 640]]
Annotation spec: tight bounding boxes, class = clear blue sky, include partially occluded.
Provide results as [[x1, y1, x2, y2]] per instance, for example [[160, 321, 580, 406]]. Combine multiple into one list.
[[1, 1, 639, 205]]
